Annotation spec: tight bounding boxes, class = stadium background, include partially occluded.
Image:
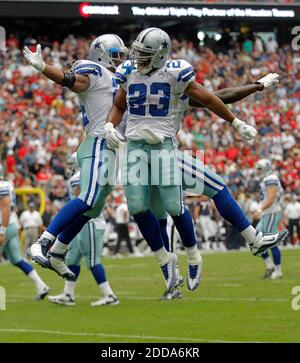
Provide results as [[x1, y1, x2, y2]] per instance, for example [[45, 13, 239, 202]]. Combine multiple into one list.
[[1, 0, 299, 254], [0, 0, 300, 344]]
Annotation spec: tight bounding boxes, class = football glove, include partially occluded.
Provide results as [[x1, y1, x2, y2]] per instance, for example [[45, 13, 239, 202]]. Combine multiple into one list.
[[23, 44, 45, 72], [256, 73, 279, 89], [135, 125, 165, 144], [232, 118, 257, 141], [104, 122, 125, 149]]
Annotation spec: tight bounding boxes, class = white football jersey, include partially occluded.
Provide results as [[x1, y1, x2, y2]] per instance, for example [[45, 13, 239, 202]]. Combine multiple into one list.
[[67, 171, 105, 229], [0, 179, 16, 225], [259, 173, 283, 215], [72, 60, 118, 138], [115, 59, 195, 141]]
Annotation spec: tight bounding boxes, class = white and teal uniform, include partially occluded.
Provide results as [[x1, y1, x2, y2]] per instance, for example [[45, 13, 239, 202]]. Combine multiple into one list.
[[256, 173, 283, 233], [72, 59, 118, 217], [116, 59, 199, 216], [0, 180, 23, 264], [115, 60, 225, 219], [66, 172, 106, 269]]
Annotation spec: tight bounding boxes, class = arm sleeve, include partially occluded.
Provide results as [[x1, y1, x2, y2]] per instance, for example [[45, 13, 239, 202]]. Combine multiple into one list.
[[72, 60, 103, 89]]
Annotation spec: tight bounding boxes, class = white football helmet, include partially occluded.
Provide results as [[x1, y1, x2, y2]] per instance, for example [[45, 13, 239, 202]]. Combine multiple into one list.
[[255, 159, 272, 177], [66, 152, 79, 178], [130, 27, 171, 75], [89, 34, 128, 70]]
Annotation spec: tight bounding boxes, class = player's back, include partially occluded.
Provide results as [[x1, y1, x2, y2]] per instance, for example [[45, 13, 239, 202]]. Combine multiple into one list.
[[115, 59, 195, 141], [72, 60, 118, 138], [260, 173, 283, 215]]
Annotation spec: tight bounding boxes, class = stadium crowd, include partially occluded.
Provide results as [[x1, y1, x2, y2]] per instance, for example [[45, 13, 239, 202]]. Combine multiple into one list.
[[0, 29, 299, 254]]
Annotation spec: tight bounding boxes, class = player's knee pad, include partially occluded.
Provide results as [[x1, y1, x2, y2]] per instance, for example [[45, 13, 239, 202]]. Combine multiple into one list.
[[163, 201, 182, 217], [128, 198, 147, 216]]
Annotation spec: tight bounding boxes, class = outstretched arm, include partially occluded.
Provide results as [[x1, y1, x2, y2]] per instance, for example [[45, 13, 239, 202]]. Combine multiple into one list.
[[23, 44, 90, 93], [188, 73, 279, 107], [185, 81, 257, 141]]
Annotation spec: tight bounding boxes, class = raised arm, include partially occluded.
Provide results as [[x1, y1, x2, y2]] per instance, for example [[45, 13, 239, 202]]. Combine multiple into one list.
[[185, 81, 257, 141], [23, 44, 90, 93], [0, 195, 11, 246], [188, 73, 279, 107]]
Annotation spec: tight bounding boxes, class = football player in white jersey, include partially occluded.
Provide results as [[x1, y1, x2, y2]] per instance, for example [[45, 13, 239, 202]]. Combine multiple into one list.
[[48, 154, 118, 306], [254, 159, 283, 279], [24, 35, 127, 280], [0, 164, 50, 300], [105, 27, 288, 292]]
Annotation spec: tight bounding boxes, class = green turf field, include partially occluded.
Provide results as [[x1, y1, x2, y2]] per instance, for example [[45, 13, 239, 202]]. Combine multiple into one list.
[[0, 249, 300, 343]]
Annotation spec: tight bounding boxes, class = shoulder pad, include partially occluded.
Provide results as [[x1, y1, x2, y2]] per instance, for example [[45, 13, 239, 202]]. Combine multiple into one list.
[[72, 59, 102, 76], [166, 59, 194, 82]]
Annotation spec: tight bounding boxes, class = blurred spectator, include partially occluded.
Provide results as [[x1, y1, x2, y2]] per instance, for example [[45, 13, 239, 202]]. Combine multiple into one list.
[[284, 195, 300, 245]]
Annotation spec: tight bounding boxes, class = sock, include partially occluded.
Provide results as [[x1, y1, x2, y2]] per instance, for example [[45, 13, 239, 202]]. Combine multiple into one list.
[[64, 281, 76, 298], [171, 208, 197, 248], [57, 214, 91, 245], [40, 231, 56, 242], [262, 255, 274, 270], [213, 186, 250, 232], [185, 244, 202, 265], [15, 259, 33, 275], [240, 225, 257, 245], [50, 240, 69, 255], [274, 264, 282, 275], [159, 218, 170, 252], [133, 211, 164, 252], [47, 198, 91, 237], [68, 265, 81, 279], [271, 246, 281, 265], [91, 264, 106, 284], [153, 246, 171, 266], [28, 269, 45, 289], [99, 281, 114, 297]]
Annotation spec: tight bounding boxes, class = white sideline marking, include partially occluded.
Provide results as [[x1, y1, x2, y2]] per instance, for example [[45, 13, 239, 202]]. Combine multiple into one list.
[[0, 328, 261, 343]]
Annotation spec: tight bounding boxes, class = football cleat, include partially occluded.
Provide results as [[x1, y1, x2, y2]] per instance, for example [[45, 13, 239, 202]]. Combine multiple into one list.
[[48, 293, 75, 306], [250, 230, 288, 257], [91, 295, 119, 306], [30, 238, 54, 268], [48, 252, 76, 281], [187, 256, 202, 291], [263, 267, 275, 279], [35, 284, 50, 300], [160, 253, 177, 290], [160, 288, 182, 301], [174, 269, 184, 289], [270, 270, 282, 280]]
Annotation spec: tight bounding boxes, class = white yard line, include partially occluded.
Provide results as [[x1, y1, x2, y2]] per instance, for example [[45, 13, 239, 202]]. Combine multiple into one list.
[[0, 328, 261, 343]]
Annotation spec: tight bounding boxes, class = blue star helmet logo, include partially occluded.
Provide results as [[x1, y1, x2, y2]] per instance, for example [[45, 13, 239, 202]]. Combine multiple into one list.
[[162, 40, 168, 49], [94, 42, 101, 50]]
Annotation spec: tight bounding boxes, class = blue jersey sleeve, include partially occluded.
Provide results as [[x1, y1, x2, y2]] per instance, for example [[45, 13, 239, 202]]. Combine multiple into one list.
[[115, 60, 135, 91]]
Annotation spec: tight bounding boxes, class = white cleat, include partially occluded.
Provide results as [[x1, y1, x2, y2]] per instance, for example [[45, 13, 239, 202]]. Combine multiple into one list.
[[160, 253, 177, 290], [30, 238, 53, 268], [250, 230, 288, 256], [187, 256, 202, 291], [48, 293, 75, 306], [48, 253, 76, 281], [270, 271, 282, 280], [91, 295, 119, 306], [36, 284, 50, 300]]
